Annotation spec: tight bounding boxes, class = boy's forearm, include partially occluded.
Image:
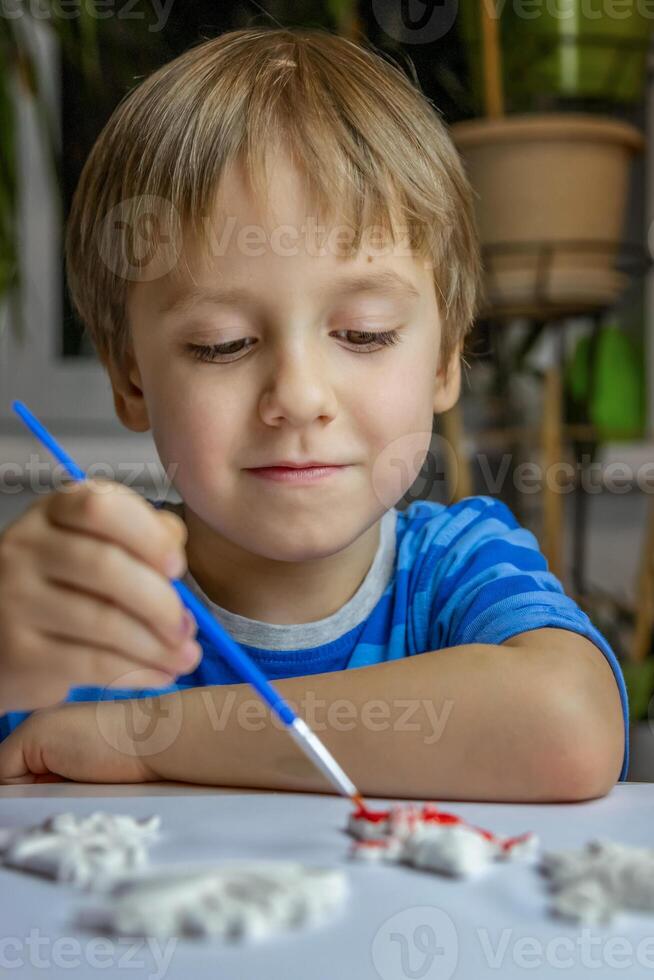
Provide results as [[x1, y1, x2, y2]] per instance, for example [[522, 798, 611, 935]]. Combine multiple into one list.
[[127, 642, 615, 803]]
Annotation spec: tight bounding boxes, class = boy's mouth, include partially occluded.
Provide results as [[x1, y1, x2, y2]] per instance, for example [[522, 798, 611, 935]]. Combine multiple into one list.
[[250, 459, 346, 468], [245, 464, 348, 484]]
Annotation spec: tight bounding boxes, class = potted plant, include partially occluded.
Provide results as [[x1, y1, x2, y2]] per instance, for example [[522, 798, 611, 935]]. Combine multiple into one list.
[[459, 0, 652, 111], [0, 5, 107, 340], [453, 113, 644, 316], [449, 0, 647, 318]]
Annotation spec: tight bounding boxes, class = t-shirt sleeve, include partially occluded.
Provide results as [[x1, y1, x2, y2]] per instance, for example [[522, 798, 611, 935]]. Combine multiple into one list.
[[427, 495, 630, 782], [0, 683, 188, 745]]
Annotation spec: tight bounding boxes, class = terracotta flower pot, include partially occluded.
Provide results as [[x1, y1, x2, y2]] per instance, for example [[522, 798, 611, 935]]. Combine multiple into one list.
[[451, 114, 645, 318]]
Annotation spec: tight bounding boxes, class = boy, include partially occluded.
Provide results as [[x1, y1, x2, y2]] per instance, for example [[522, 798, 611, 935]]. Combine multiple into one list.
[[0, 28, 628, 800]]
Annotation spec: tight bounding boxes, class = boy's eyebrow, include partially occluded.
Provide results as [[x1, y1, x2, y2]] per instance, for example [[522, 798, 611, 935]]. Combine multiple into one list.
[[161, 270, 421, 317]]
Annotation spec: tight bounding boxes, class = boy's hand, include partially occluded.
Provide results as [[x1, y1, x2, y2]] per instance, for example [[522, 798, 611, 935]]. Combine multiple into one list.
[[0, 479, 202, 712], [0, 701, 158, 784]]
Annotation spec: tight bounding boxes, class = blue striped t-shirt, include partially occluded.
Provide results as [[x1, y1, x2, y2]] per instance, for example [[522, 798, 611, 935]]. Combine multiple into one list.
[[0, 494, 630, 780]]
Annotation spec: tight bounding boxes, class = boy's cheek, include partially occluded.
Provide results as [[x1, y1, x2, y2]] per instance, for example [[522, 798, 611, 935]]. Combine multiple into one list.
[[149, 410, 235, 494], [370, 428, 434, 509]]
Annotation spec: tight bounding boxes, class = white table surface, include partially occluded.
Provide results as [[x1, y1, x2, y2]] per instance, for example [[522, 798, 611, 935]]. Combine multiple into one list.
[[1, 781, 653, 980]]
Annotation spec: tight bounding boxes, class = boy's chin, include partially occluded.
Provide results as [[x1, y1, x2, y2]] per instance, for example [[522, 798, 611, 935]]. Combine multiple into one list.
[[244, 529, 354, 563]]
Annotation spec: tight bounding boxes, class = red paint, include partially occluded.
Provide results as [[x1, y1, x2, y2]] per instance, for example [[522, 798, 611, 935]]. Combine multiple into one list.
[[500, 832, 531, 853], [353, 802, 463, 827], [350, 800, 530, 853], [351, 795, 389, 822], [421, 810, 461, 826], [352, 803, 390, 823]]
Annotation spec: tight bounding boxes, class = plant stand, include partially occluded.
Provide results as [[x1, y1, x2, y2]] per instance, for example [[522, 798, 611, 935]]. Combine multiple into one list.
[[442, 237, 649, 594]]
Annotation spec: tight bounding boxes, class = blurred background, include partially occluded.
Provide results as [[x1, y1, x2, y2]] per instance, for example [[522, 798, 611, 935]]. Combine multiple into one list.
[[1, 0, 654, 777]]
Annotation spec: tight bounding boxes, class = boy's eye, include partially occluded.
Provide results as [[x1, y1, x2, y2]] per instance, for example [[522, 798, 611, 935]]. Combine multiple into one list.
[[335, 329, 402, 350], [187, 338, 254, 361], [185, 329, 402, 362]]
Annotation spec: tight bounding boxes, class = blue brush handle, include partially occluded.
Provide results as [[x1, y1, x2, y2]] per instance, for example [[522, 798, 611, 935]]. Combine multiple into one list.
[[10, 399, 297, 727], [170, 581, 295, 723]]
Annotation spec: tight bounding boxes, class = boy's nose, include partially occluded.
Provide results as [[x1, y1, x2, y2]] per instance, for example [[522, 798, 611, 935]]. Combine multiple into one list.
[[259, 355, 338, 427]]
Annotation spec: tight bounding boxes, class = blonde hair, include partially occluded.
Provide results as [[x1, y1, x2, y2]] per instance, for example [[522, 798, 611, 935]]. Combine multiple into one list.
[[65, 27, 482, 379]]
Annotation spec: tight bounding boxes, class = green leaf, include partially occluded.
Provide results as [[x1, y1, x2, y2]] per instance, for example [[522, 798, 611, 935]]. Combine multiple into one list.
[[0, 28, 20, 341], [0, 0, 103, 341], [621, 658, 654, 723], [326, 0, 356, 31]]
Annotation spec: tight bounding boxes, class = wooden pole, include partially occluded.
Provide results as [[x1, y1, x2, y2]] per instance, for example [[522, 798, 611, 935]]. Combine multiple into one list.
[[441, 405, 474, 502], [632, 495, 654, 660], [541, 362, 564, 581], [480, 0, 504, 118]]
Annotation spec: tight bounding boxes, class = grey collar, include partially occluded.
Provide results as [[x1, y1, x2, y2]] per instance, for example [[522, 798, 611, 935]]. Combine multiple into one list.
[[158, 500, 397, 651]]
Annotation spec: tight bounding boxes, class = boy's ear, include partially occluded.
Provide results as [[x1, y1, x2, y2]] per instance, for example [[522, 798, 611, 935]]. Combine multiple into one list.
[[106, 345, 151, 433], [433, 346, 462, 415]]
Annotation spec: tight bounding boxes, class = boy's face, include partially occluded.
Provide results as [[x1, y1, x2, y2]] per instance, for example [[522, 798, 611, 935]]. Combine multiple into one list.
[[115, 151, 459, 562]]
